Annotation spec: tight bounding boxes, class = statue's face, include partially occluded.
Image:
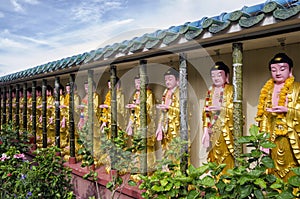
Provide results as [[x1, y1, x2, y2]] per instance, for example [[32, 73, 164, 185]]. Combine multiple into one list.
[[46, 89, 52, 96], [66, 86, 70, 93], [84, 83, 88, 93], [211, 70, 226, 87], [164, 75, 178, 90], [27, 91, 32, 97], [134, 79, 141, 91], [270, 63, 291, 84]]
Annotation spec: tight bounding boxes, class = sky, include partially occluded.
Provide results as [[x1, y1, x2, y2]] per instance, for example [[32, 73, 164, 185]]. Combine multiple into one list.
[[0, 0, 265, 76]]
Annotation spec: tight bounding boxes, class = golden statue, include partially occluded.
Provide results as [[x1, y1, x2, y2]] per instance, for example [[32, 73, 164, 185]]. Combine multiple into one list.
[[202, 61, 234, 174], [46, 85, 55, 147], [77, 81, 101, 167], [19, 88, 24, 130], [100, 78, 125, 137], [63, 83, 82, 162], [26, 88, 33, 133], [126, 75, 156, 171], [37, 85, 55, 147], [256, 53, 300, 181], [36, 86, 43, 147], [156, 68, 180, 152]]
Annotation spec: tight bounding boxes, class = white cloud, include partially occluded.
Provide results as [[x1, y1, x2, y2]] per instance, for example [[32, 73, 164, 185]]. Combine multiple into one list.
[[70, 0, 124, 23], [10, 0, 24, 12], [0, 12, 4, 18], [23, 0, 40, 5], [0, 0, 269, 76]]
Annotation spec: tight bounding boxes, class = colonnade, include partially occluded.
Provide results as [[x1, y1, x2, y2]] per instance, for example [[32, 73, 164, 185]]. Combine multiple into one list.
[[0, 43, 244, 171]]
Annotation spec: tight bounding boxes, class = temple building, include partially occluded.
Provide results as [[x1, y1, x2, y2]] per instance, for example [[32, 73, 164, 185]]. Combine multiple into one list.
[[0, 0, 299, 197]]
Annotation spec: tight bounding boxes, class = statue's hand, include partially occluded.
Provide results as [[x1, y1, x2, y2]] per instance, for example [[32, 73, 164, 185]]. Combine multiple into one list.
[[99, 104, 109, 109], [100, 122, 106, 132], [126, 120, 133, 135], [260, 147, 270, 155], [156, 123, 163, 141], [49, 117, 53, 124], [61, 116, 66, 128], [266, 106, 288, 113], [78, 118, 84, 130], [126, 104, 136, 109], [156, 104, 169, 111], [205, 106, 221, 111], [202, 127, 210, 148]]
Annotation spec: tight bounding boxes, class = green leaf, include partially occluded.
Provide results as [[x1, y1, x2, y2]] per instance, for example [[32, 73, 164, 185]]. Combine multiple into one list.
[[254, 189, 264, 199], [152, 185, 164, 192], [261, 141, 276, 149], [249, 125, 259, 136], [254, 178, 266, 189], [270, 182, 282, 189], [128, 180, 137, 186], [261, 156, 275, 168], [187, 190, 200, 199], [240, 185, 253, 198], [288, 175, 300, 187], [237, 136, 252, 144], [201, 176, 215, 187], [106, 182, 113, 189], [160, 178, 169, 187], [291, 167, 300, 175], [277, 190, 295, 199]]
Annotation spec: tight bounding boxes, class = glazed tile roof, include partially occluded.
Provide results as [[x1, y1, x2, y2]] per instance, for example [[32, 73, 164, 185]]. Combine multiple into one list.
[[0, 0, 299, 83]]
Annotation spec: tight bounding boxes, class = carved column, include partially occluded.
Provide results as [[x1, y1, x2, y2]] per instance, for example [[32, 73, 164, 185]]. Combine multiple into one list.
[[110, 65, 117, 139], [69, 74, 76, 163], [42, 79, 47, 148], [23, 83, 27, 131], [8, 85, 12, 123], [139, 59, 148, 175], [32, 81, 37, 145], [232, 42, 243, 166], [15, 84, 20, 138], [0, 88, 2, 127], [55, 77, 61, 148], [2, 87, 7, 125], [88, 70, 94, 155], [179, 53, 189, 172]]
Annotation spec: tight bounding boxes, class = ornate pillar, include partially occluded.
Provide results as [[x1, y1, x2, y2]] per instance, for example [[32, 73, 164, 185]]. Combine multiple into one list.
[[179, 53, 189, 172], [232, 42, 243, 166], [0, 87, 2, 127], [55, 76, 61, 148], [139, 59, 148, 175], [42, 79, 47, 148], [32, 81, 37, 146], [110, 65, 117, 139], [88, 70, 94, 155], [23, 83, 28, 131], [2, 87, 7, 125], [15, 84, 20, 138], [69, 74, 76, 163], [8, 85, 12, 123]]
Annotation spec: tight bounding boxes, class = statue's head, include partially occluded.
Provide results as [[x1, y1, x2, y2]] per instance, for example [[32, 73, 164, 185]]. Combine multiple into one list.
[[210, 61, 230, 87], [164, 68, 179, 90], [269, 53, 293, 71], [268, 53, 293, 84]]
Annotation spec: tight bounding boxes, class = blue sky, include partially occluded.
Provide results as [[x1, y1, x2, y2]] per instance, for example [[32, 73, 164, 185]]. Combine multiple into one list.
[[0, 0, 264, 76]]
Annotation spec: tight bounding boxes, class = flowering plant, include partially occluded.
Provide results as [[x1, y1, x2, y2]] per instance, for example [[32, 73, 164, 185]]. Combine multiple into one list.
[[0, 146, 75, 198]]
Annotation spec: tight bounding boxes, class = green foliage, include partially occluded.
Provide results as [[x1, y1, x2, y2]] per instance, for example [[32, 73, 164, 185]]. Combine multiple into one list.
[[0, 123, 30, 154], [138, 125, 300, 199], [0, 146, 75, 198]]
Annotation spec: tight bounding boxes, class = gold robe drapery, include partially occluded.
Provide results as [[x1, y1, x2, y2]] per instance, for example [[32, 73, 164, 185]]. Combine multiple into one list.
[[202, 84, 234, 173], [256, 82, 300, 181]]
